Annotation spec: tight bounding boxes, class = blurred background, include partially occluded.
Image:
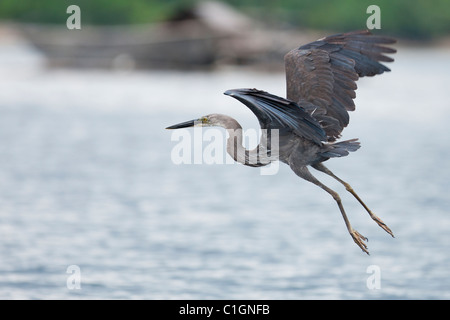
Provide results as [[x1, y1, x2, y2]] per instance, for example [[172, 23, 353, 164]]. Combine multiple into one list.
[[0, 0, 449, 299]]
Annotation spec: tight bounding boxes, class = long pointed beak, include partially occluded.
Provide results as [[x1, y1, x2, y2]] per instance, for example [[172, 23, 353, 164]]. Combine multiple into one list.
[[165, 119, 197, 130]]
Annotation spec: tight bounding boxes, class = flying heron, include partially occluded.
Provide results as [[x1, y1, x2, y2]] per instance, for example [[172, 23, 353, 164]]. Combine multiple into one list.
[[166, 30, 396, 254]]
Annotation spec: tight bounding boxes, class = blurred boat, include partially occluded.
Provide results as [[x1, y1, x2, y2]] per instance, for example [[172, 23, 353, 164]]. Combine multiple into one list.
[[17, 1, 270, 70]]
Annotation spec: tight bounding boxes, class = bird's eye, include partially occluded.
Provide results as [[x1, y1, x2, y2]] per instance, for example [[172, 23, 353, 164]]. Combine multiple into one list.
[[201, 117, 208, 124]]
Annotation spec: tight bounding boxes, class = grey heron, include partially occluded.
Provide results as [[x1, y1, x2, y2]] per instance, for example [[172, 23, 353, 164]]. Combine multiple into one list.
[[166, 30, 396, 254]]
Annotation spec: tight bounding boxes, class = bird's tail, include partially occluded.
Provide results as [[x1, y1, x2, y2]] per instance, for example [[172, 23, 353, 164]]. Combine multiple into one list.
[[320, 138, 360, 158]]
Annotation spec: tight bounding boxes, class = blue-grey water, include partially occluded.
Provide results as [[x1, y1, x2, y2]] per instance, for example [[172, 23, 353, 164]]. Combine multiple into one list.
[[0, 41, 450, 299]]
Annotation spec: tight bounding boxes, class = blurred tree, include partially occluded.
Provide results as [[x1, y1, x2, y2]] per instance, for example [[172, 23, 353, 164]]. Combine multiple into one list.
[[0, 0, 449, 40]]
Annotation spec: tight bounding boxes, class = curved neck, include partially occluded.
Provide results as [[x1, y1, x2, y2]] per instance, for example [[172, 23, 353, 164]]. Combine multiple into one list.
[[220, 117, 271, 167]]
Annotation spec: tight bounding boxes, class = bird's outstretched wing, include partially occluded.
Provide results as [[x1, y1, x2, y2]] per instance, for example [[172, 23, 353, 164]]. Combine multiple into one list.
[[224, 88, 327, 145], [284, 30, 396, 142]]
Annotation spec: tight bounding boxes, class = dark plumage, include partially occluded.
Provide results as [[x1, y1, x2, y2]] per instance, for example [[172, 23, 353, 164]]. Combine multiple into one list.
[[285, 30, 396, 142]]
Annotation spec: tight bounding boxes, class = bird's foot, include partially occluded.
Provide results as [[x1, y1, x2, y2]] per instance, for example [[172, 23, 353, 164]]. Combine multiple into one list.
[[350, 229, 369, 255], [370, 213, 395, 238]]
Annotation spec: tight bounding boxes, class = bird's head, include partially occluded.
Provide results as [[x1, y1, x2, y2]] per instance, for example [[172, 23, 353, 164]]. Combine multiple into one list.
[[166, 114, 234, 130]]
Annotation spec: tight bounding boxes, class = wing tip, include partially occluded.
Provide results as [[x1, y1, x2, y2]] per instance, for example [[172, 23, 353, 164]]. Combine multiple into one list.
[[224, 88, 263, 96]]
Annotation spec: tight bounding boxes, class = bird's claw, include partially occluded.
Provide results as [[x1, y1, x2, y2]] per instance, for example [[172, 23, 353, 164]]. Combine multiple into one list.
[[371, 214, 395, 238], [350, 229, 369, 255]]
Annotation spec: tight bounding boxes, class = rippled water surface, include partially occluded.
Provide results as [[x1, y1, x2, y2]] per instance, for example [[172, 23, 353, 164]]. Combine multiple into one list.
[[0, 44, 450, 299]]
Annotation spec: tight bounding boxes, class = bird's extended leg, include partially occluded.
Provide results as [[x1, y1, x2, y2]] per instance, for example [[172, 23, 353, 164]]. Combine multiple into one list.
[[291, 165, 369, 254], [312, 162, 394, 237]]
